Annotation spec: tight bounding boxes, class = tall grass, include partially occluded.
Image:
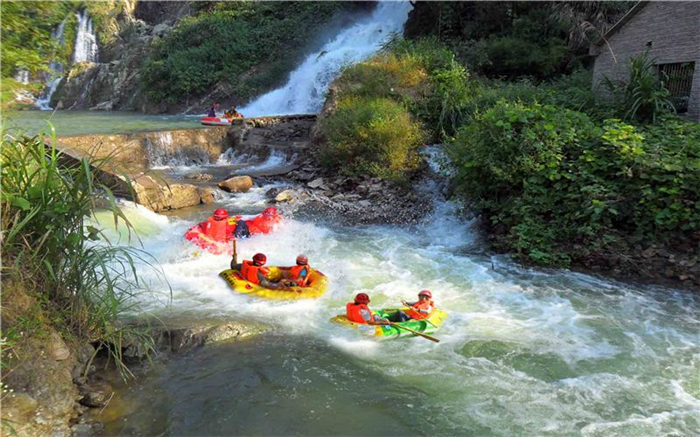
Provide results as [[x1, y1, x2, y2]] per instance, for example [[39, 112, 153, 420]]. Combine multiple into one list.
[[1, 129, 164, 378]]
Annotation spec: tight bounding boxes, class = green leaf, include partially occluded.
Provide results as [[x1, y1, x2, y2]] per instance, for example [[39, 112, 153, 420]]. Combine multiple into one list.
[[11, 197, 31, 211]]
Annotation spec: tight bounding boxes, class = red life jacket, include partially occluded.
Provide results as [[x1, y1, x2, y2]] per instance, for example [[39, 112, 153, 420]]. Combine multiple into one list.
[[406, 300, 434, 320], [246, 214, 281, 235], [202, 217, 230, 242], [289, 265, 310, 287], [346, 302, 371, 324], [240, 260, 269, 284]]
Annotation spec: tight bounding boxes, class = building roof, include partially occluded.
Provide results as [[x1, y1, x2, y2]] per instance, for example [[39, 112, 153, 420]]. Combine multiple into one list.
[[595, 1, 649, 46]]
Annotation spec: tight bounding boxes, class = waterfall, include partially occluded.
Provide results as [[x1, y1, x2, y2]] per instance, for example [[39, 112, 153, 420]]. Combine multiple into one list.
[[73, 10, 99, 63], [14, 70, 30, 84], [35, 17, 68, 110], [239, 1, 412, 117]]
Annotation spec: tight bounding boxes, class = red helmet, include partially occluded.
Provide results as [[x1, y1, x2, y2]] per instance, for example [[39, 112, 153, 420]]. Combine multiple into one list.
[[354, 293, 370, 304], [418, 290, 432, 298], [213, 208, 228, 220], [296, 254, 308, 265], [263, 207, 278, 217], [252, 253, 267, 265]]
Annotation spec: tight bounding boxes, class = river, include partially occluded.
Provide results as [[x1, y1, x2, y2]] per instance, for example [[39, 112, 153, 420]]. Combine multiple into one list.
[[84, 165, 699, 435], [2, 110, 200, 137]]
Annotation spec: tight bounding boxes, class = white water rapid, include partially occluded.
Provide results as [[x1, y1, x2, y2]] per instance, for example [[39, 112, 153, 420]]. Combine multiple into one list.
[[239, 1, 412, 117], [73, 10, 99, 63], [90, 146, 699, 434]]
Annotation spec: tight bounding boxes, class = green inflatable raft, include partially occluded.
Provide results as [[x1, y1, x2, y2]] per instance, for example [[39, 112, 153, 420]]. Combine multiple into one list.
[[330, 307, 448, 340]]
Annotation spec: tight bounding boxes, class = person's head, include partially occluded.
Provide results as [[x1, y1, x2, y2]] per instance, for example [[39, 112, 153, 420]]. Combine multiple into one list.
[[296, 254, 308, 266], [262, 206, 278, 217], [252, 253, 267, 266], [354, 293, 370, 305], [213, 101, 220, 108], [418, 290, 432, 300], [213, 208, 228, 221]]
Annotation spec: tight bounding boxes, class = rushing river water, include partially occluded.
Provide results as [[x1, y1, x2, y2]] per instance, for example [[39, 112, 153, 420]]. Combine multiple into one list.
[[86, 167, 700, 435]]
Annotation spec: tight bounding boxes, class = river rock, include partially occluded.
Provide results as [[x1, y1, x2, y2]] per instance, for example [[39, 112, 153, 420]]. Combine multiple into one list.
[[1, 392, 38, 424], [49, 332, 71, 361], [79, 382, 113, 408], [308, 178, 324, 188], [198, 187, 215, 204], [218, 175, 254, 193], [184, 172, 214, 181], [274, 189, 296, 203]]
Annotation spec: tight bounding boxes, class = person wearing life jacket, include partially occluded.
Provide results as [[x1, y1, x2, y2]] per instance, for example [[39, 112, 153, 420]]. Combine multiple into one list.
[[246, 207, 282, 235], [238, 253, 288, 290], [401, 290, 435, 320], [201, 208, 236, 242], [345, 293, 388, 325], [282, 254, 311, 287]]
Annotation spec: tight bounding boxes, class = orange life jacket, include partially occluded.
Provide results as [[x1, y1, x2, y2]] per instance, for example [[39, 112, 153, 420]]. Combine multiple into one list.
[[240, 260, 269, 284], [203, 217, 230, 242], [246, 214, 281, 235], [346, 302, 371, 324], [289, 265, 310, 287], [406, 300, 434, 320]]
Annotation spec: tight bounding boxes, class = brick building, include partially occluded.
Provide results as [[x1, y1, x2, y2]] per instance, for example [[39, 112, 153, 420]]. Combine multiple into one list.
[[590, 1, 700, 121]]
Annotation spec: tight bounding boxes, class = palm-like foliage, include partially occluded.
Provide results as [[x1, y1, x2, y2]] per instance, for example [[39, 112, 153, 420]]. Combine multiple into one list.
[[1, 129, 166, 378]]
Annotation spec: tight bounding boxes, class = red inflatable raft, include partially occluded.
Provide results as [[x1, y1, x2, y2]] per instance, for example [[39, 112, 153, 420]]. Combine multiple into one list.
[[200, 117, 232, 127], [184, 208, 282, 254]]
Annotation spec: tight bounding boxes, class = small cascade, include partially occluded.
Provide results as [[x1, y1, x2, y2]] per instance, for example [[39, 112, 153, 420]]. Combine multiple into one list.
[[145, 132, 210, 169], [240, 1, 412, 117], [36, 17, 68, 110], [73, 10, 99, 63], [13, 70, 30, 84]]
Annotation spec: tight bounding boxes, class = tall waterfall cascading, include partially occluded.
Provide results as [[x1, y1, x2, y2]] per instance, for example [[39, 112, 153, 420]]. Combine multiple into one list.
[[73, 10, 99, 63], [239, 1, 412, 117], [35, 18, 68, 110]]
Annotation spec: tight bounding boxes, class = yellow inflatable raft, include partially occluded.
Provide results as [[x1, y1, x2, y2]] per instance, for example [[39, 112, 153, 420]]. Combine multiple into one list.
[[219, 266, 328, 300]]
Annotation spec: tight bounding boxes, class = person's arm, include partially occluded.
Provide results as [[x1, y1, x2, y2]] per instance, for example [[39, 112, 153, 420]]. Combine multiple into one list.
[[360, 308, 387, 325]]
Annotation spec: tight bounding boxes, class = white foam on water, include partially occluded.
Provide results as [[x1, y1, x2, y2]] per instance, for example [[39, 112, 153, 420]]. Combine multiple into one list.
[[240, 2, 412, 116], [89, 157, 699, 434]]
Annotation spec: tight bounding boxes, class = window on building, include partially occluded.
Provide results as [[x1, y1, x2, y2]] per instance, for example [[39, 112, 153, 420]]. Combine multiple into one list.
[[657, 62, 695, 113]]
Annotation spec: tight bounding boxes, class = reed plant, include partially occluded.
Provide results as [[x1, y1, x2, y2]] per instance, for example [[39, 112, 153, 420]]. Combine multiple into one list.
[[1, 128, 164, 378]]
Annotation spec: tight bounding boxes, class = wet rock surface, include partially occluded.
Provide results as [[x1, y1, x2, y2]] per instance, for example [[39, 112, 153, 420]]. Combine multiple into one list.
[[264, 158, 432, 226]]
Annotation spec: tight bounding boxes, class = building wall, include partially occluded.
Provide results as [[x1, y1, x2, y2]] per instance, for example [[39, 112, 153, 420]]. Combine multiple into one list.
[[591, 1, 700, 121]]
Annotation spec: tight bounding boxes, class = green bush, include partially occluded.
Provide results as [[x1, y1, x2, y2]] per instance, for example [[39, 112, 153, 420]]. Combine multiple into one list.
[[142, 2, 354, 105], [448, 101, 700, 266], [318, 97, 426, 180], [603, 51, 675, 123]]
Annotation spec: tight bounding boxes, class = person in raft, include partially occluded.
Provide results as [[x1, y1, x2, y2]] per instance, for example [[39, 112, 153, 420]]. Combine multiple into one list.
[[224, 105, 243, 121], [281, 254, 311, 287], [247, 207, 282, 235], [386, 289, 435, 323], [201, 208, 237, 242], [207, 101, 220, 117], [346, 293, 389, 325], [235, 253, 289, 290]]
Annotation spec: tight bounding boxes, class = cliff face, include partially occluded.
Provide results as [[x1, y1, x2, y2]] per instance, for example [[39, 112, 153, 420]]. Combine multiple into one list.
[[52, 1, 190, 112]]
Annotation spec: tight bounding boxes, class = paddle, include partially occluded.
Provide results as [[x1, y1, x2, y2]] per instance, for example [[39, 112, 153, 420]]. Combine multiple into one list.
[[387, 321, 440, 343], [231, 238, 238, 268]]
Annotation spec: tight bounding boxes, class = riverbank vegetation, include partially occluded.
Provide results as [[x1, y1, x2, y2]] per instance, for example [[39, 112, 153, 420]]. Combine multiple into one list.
[[142, 2, 369, 106], [317, 2, 698, 283], [1, 131, 159, 379]]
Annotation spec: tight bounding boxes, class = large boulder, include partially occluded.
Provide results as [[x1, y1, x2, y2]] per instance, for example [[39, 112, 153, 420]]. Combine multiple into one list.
[[218, 175, 253, 193], [129, 175, 215, 212]]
